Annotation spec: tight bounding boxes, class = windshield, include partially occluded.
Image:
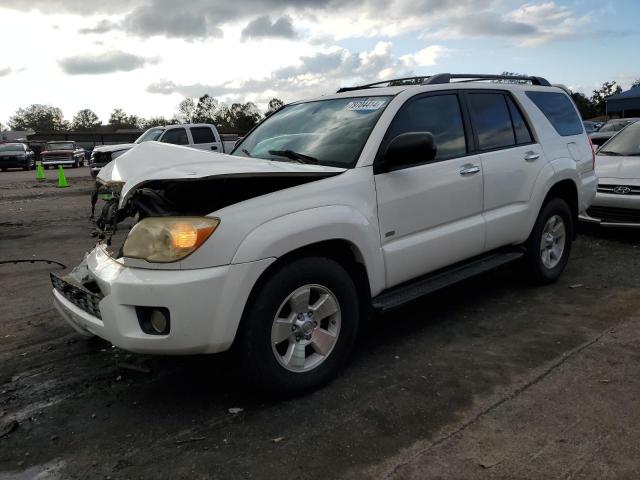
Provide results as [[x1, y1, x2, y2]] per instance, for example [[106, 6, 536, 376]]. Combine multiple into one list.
[[46, 142, 74, 150], [0, 144, 24, 152], [135, 128, 165, 144], [599, 120, 631, 133], [599, 121, 640, 156], [233, 96, 391, 168]]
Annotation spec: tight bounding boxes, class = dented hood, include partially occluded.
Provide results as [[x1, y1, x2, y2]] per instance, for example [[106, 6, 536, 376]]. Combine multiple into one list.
[[97, 141, 346, 206]]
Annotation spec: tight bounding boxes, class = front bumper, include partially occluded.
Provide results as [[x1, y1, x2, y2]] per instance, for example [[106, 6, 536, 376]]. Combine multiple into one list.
[[578, 189, 640, 227], [42, 159, 75, 166], [0, 156, 29, 168], [52, 246, 274, 354]]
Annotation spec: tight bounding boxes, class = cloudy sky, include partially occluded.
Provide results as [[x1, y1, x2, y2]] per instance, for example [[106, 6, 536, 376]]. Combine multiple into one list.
[[0, 0, 638, 125]]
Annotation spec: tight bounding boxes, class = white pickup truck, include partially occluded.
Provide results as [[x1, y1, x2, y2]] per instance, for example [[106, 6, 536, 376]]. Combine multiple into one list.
[[89, 123, 239, 177], [53, 73, 597, 396]]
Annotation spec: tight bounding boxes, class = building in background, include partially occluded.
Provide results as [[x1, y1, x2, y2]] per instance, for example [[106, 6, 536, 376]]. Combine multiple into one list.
[[606, 87, 640, 118]]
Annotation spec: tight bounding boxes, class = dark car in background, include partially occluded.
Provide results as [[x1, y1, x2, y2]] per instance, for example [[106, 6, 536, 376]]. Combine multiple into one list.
[[40, 141, 86, 169], [0, 143, 36, 171], [590, 118, 639, 146], [583, 121, 600, 134]]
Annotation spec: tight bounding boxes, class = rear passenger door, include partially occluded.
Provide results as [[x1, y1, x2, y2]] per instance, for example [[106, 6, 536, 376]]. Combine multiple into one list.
[[464, 91, 542, 250], [374, 92, 486, 288], [189, 126, 221, 152]]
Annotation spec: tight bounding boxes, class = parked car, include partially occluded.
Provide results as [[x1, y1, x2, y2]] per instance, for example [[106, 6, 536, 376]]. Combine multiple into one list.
[[589, 118, 639, 146], [52, 73, 597, 395], [0, 142, 36, 171], [580, 120, 640, 226], [40, 141, 86, 169], [89, 124, 239, 177], [583, 121, 599, 134]]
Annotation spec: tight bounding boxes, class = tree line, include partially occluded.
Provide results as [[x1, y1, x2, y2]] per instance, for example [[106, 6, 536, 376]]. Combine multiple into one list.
[[4, 77, 640, 133], [3, 96, 285, 133], [570, 78, 640, 119]]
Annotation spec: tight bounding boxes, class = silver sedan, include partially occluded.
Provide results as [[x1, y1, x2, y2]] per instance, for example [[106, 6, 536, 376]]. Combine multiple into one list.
[[581, 121, 640, 227]]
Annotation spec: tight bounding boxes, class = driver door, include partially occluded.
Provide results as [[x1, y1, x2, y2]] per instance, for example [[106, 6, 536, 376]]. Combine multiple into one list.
[[374, 92, 486, 288]]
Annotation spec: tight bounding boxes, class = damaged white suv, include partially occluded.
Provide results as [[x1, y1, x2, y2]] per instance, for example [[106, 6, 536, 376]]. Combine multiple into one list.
[[52, 74, 597, 395]]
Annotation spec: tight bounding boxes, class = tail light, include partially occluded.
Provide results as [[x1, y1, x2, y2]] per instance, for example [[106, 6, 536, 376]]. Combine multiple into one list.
[[588, 137, 596, 170]]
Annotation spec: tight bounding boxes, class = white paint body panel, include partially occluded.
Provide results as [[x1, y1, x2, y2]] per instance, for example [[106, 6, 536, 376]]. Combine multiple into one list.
[[54, 82, 597, 354]]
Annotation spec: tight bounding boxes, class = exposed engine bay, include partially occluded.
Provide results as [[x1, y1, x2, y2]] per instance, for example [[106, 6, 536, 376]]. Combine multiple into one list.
[[90, 173, 340, 254]]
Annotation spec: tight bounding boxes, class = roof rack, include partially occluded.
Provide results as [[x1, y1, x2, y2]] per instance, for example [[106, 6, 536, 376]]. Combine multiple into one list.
[[336, 73, 551, 93]]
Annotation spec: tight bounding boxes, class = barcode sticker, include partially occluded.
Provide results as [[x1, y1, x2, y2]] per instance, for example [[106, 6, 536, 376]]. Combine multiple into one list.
[[344, 100, 387, 111]]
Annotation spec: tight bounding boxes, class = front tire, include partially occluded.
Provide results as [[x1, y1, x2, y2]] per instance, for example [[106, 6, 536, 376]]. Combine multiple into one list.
[[522, 198, 573, 284], [236, 256, 360, 396]]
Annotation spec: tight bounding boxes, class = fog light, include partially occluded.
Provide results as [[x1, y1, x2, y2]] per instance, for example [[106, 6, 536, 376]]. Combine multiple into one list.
[[150, 309, 168, 334], [136, 306, 170, 335]]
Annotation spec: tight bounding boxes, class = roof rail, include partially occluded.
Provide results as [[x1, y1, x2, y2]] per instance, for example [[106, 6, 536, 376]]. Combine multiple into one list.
[[336, 76, 431, 93], [337, 73, 551, 93]]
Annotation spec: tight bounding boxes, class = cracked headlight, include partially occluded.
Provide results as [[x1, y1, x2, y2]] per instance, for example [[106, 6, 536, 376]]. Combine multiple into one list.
[[123, 217, 220, 263]]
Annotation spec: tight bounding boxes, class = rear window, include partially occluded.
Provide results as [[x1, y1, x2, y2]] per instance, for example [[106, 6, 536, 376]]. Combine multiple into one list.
[[526, 91, 583, 136], [190, 127, 215, 144]]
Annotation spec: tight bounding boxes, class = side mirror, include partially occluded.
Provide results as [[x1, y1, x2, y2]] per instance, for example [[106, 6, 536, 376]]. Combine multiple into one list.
[[377, 132, 437, 173]]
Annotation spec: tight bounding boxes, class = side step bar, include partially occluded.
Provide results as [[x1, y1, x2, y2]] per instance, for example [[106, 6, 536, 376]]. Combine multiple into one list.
[[372, 249, 525, 312]]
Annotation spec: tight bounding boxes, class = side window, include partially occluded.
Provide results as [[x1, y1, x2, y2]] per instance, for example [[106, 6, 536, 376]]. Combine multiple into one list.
[[506, 96, 533, 144], [525, 91, 583, 136], [467, 93, 515, 150], [161, 128, 189, 145], [190, 127, 216, 144], [385, 94, 467, 161]]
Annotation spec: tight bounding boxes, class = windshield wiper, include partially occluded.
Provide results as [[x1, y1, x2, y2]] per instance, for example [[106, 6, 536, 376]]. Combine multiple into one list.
[[268, 149, 319, 164], [241, 148, 252, 157], [598, 151, 623, 156]]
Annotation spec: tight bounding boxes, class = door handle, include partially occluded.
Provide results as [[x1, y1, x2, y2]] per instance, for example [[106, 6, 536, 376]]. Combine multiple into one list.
[[524, 151, 540, 162], [459, 165, 480, 176], [211, 145, 218, 150]]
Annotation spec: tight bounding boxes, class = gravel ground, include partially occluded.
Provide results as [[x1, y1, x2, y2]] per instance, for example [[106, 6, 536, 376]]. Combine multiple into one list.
[[1, 168, 640, 479]]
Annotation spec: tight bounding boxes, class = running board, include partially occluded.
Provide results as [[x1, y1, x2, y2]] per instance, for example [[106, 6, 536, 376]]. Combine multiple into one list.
[[372, 249, 525, 312]]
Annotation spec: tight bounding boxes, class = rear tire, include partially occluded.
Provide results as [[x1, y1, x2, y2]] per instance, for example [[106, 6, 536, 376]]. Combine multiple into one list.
[[522, 198, 573, 284], [236, 256, 360, 397]]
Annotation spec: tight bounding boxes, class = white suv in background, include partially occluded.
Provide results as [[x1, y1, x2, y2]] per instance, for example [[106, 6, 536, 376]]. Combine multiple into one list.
[[89, 123, 239, 177], [53, 73, 597, 395]]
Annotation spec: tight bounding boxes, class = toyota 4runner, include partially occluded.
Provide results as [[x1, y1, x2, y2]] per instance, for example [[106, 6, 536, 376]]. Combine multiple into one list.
[[52, 73, 597, 395]]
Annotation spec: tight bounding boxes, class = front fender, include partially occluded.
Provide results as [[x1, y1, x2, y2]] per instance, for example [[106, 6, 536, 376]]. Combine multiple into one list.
[[232, 205, 385, 296]]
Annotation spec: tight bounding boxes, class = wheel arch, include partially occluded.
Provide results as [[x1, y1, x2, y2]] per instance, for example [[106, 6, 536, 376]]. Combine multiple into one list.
[[541, 179, 579, 238], [230, 239, 373, 351]]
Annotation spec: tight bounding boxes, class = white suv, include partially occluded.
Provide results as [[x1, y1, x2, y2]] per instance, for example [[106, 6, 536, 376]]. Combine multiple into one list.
[[52, 74, 597, 395]]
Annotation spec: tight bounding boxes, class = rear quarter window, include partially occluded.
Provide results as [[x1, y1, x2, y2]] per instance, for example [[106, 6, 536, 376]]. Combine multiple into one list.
[[526, 91, 583, 137]]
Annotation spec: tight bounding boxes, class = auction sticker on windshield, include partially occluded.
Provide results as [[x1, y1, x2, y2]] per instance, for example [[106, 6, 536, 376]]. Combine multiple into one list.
[[344, 99, 387, 111]]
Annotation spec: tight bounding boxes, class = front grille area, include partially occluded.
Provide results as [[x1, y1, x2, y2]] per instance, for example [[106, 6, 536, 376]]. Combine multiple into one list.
[[42, 155, 72, 162], [51, 273, 103, 319], [597, 184, 640, 195], [90, 151, 112, 167], [587, 206, 640, 224]]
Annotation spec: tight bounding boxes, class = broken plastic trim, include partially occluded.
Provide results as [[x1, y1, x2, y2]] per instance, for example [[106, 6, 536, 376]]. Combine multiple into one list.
[[91, 172, 341, 248]]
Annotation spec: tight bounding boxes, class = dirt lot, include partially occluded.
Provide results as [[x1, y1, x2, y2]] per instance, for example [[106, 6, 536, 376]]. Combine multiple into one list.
[[1, 168, 640, 479]]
